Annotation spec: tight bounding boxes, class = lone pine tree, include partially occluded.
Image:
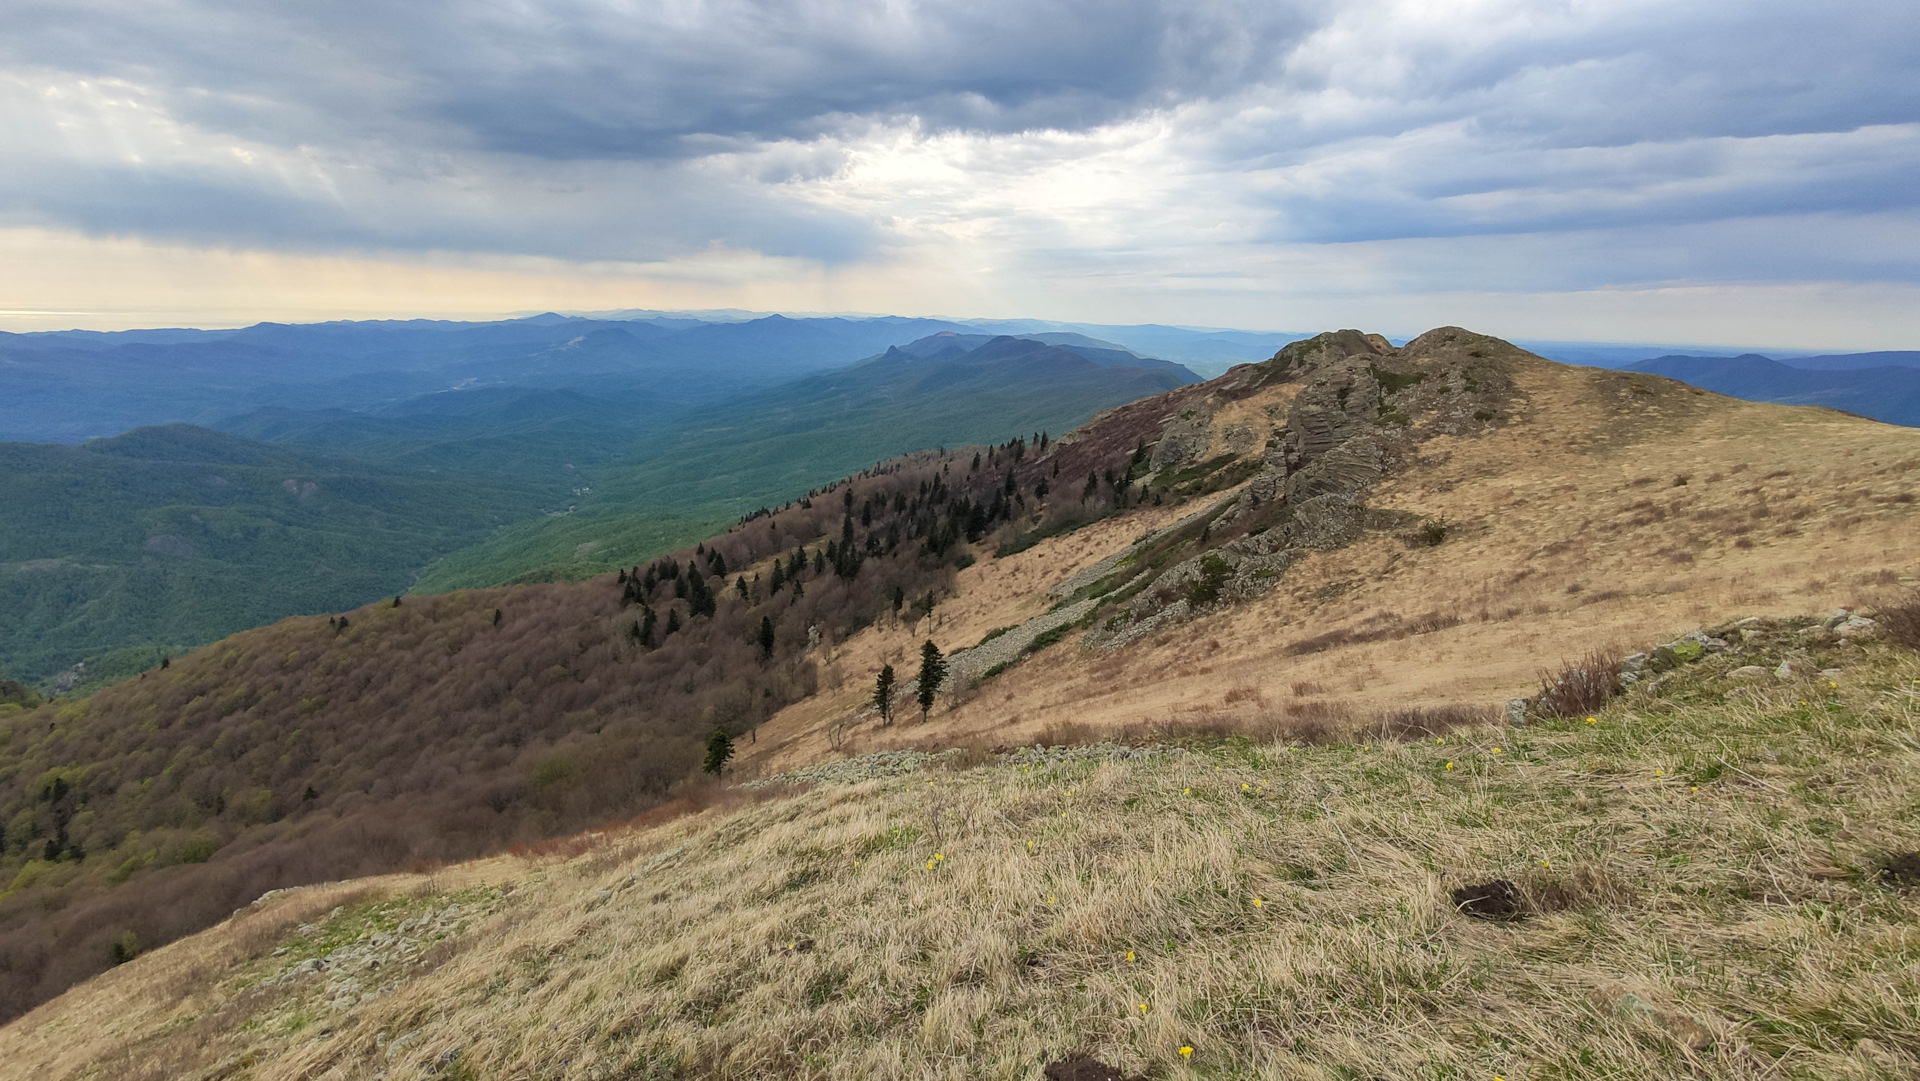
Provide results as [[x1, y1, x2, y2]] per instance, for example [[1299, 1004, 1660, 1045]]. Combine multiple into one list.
[[916, 640, 946, 724], [873, 664, 896, 726], [702, 731, 733, 775]]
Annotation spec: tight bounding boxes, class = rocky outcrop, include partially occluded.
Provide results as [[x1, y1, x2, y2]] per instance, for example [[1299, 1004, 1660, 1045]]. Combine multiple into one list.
[[943, 598, 1098, 686], [1077, 329, 1523, 649]]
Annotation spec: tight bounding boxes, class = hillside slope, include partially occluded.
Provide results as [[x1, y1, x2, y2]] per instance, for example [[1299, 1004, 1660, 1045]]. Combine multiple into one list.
[[0, 425, 549, 687], [4, 627, 1916, 1080], [735, 328, 1920, 773], [411, 334, 1195, 591], [3, 326, 1915, 1030]]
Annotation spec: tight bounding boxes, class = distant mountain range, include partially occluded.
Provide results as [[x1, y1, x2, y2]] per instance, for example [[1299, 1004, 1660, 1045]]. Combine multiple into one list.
[[1623, 352, 1920, 426], [412, 333, 1197, 591], [6, 305, 1913, 688], [1, 321, 1196, 685]]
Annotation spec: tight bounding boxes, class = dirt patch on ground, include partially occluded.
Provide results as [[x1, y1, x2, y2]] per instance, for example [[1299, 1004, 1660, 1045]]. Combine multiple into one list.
[[1043, 1056, 1147, 1081], [1879, 851, 1920, 887], [1452, 879, 1524, 920]]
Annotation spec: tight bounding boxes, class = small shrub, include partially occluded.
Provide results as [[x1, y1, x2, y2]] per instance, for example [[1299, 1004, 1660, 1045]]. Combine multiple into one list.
[[1533, 650, 1621, 718], [1877, 592, 1920, 651], [1281, 699, 1355, 744], [1416, 517, 1450, 546], [1186, 554, 1233, 607], [1367, 704, 1494, 741], [108, 930, 141, 966], [1034, 721, 1099, 747]]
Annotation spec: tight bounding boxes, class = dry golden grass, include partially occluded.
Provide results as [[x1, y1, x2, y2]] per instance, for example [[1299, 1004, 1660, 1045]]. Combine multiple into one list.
[[9, 636, 1918, 1080], [741, 355, 1920, 770]]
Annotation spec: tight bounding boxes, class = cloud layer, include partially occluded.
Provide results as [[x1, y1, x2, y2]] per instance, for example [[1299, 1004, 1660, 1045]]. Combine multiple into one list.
[[3, 0, 1918, 334]]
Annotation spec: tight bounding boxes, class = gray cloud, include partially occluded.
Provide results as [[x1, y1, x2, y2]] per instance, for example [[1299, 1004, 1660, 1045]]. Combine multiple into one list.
[[1, 0, 1916, 289]]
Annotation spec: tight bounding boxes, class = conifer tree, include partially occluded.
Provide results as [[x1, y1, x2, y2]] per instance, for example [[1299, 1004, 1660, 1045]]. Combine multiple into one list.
[[687, 568, 716, 617], [703, 731, 734, 775], [665, 607, 681, 635], [874, 664, 896, 726], [916, 640, 946, 724], [758, 615, 776, 659]]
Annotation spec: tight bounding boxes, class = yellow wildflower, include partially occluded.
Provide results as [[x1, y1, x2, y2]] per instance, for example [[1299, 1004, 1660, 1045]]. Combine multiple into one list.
[[1540, 859, 1550, 868], [926, 859, 936, 870], [1126, 950, 1136, 963], [1183, 787, 1191, 795], [1586, 716, 1596, 724], [1139, 1003, 1149, 1014], [1491, 747, 1502, 754], [935, 852, 945, 861], [1445, 761, 1454, 770], [1251, 897, 1263, 907], [1179, 1046, 1193, 1058], [1655, 769, 1664, 777], [1242, 782, 1250, 791]]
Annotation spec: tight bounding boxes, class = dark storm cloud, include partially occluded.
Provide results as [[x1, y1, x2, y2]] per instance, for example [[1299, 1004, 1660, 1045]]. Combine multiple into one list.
[[2, 0, 1311, 157]]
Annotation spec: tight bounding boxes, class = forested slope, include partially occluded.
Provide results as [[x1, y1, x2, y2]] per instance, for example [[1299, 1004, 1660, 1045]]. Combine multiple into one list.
[[0, 430, 1143, 1021]]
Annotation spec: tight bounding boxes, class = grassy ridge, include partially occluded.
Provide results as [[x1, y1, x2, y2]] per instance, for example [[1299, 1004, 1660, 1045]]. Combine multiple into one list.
[[13, 627, 1917, 1080]]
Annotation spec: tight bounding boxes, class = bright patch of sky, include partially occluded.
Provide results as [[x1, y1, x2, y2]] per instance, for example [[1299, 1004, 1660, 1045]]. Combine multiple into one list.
[[2, 0, 1916, 346]]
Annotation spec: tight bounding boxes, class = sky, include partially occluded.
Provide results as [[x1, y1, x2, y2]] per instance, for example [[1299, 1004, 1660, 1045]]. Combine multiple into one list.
[[3, 0, 1918, 348]]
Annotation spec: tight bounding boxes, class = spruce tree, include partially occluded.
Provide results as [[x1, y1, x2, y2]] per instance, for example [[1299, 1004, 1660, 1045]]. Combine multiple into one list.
[[874, 664, 896, 726], [665, 607, 681, 636], [758, 616, 776, 659], [688, 569, 715, 618], [703, 731, 734, 775], [916, 640, 946, 724]]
